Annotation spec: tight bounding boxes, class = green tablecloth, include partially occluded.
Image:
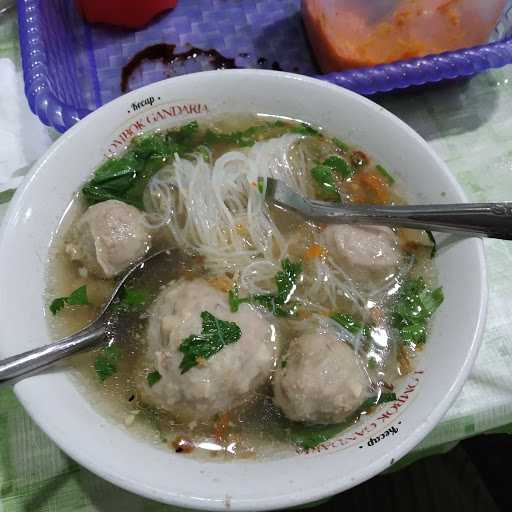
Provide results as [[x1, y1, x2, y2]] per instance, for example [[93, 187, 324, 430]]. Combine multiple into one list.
[[2, 7, 512, 511]]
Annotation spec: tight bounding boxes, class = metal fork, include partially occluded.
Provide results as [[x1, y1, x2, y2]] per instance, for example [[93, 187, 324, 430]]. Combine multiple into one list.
[[266, 178, 512, 240], [0, 250, 176, 385]]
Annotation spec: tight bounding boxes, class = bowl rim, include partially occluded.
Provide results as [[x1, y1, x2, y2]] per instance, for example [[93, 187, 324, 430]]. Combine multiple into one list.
[[0, 69, 488, 510]]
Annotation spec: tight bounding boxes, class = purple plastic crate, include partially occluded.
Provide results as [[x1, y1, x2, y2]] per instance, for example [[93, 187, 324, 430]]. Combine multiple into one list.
[[18, 0, 512, 133]]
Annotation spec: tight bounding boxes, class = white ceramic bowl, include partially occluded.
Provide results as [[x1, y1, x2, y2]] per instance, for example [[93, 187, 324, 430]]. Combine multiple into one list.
[[0, 70, 487, 510]]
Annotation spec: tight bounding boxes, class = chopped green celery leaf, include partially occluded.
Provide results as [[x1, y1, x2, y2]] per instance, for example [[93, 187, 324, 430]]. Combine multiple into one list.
[[196, 145, 210, 162], [49, 285, 89, 315], [394, 297, 425, 322], [103, 345, 121, 360], [95, 358, 116, 382], [332, 137, 349, 152], [91, 154, 142, 185], [330, 312, 364, 335], [122, 287, 148, 306], [66, 285, 89, 306], [251, 294, 300, 317], [311, 165, 339, 197], [202, 121, 292, 148], [252, 293, 281, 314], [275, 258, 303, 303], [171, 121, 199, 144], [49, 297, 65, 315], [126, 121, 197, 157], [82, 186, 122, 205], [322, 155, 353, 179], [399, 322, 427, 344], [95, 345, 121, 381], [179, 311, 242, 373], [290, 423, 349, 451], [147, 370, 162, 387], [131, 133, 172, 159], [82, 127, 195, 208], [122, 156, 167, 209], [82, 158, 163, 209], [253, 259, 303, 316], [227, 259, 302, 318], [114, 286, 148, 313], [401, 276, 426, 296], [426, 230, 437, 258], [204, 131, 247, 147], [361, 392, 397, 410], [0, 188, 16, 204], [228, 286, 240, 313], [291, 123, 320, 136], [419, 287, 444, 316], [257, 177, 265, 194], [228, 285, 250, 313], [375, 164, 395, 184], [203, 125, 267, 147], [392, 278, 444, 345]]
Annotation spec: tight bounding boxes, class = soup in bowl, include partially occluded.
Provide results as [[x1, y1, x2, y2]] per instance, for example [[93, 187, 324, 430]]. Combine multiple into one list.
[[0, 70, 487, 510]]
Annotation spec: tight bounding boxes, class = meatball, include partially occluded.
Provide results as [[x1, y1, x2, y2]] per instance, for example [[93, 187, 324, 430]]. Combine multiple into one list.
[[323, 224, 400, 271], [65, 200, 150, 278], [140, 279, 277, 421], [273, 332, 369, 424]]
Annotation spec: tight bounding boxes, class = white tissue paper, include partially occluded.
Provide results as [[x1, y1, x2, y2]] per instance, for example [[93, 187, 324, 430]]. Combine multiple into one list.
[[0, 58, 53, 193]]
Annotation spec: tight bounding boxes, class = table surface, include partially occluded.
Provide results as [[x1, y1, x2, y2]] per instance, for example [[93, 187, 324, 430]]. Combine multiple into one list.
[[2, 6, 512, 512]]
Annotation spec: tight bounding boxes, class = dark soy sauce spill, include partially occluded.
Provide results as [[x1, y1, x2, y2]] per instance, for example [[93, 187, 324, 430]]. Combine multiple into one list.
[[256, 57, 282, 70], [121, 43, 237, 92], [121, 43, 289, 93]]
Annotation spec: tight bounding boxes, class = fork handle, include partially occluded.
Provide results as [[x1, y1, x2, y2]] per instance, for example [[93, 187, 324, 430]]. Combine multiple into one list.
[[0, 325, 105, 385], [299, 200, 512, 240]]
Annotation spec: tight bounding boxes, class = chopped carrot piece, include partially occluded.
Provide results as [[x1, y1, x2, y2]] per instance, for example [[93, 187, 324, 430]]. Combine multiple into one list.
[[358, 171, 390, 204], [304, 242, 327, 261], [302, 0, 506, 72], [342, 179, 367, 204]]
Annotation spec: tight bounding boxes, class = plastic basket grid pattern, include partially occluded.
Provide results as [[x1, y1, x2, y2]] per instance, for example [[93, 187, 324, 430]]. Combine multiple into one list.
[[17, 0, 512, 133]]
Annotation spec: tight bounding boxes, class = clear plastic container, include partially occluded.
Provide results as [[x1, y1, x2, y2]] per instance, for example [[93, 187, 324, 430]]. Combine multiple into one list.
[[303, 0, 508, 71]]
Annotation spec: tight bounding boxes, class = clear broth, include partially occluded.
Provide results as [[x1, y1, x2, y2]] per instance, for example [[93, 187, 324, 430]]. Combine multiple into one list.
[[46, 114, 438, 459]]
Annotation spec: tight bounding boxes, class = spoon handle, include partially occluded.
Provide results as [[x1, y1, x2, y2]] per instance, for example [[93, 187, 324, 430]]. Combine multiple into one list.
[[0, 325, 105, 385], [268, 178, 512, 239], [269, 176, 512, 240], [301, 201, 512, 239]]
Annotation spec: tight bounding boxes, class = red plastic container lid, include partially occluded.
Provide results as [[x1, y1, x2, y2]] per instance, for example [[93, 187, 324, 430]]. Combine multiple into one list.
[[75, 0, 178, 28]]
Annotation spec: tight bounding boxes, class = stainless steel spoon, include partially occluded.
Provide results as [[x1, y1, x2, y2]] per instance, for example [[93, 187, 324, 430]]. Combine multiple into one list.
[[0, 250, 175, 385], [266, 178, 512, 240]]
